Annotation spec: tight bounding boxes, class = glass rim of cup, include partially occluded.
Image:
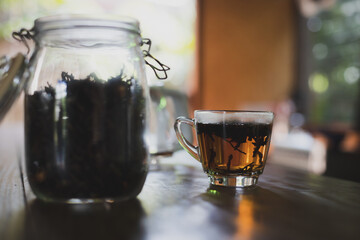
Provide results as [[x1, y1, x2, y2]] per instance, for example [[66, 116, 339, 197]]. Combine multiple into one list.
[[194, 110, 274, 115], [194, 110, 274, 124]]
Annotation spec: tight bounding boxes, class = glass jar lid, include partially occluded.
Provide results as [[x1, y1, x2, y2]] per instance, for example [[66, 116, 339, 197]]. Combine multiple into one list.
[[34, 14, 141, 36]]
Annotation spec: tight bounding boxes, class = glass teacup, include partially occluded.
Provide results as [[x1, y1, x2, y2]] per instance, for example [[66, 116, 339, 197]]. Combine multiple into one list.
[[174, 110, 274, 187]]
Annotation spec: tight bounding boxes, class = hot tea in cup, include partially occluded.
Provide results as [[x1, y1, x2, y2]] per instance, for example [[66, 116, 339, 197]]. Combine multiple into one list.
[[174, 110, 274, 187]]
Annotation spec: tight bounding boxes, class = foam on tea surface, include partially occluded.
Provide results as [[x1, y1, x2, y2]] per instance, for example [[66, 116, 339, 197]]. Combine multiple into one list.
[[195, 110, 273, 124]]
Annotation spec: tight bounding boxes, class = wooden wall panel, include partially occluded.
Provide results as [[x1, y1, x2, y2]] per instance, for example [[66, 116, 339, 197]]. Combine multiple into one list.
[[197, 0, 296, 110]]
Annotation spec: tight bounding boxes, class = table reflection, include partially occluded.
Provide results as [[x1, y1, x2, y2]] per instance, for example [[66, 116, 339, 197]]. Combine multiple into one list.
[[23, 199, 145, 240]]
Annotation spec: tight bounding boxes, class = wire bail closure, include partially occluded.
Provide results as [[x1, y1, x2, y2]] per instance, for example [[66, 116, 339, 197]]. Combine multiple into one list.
[[12, 28, 170, 80], [12, 28, 35, 54], [141, 38, 170, 80]]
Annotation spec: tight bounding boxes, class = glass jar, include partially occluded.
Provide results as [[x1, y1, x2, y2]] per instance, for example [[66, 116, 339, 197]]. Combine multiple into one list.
[[4, 15, 161, 203]]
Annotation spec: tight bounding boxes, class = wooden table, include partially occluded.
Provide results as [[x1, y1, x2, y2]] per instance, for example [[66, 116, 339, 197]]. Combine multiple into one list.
[[1, 125, 360, 240]]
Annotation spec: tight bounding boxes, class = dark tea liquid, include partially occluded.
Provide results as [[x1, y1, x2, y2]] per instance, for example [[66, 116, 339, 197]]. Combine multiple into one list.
[[197, 122, 272, 176]]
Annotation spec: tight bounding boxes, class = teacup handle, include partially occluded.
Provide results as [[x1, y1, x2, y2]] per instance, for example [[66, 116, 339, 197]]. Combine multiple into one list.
[[174, 117, 200, 161]]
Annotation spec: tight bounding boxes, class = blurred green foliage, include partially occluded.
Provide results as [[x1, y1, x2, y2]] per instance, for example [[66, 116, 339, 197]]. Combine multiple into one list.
[[308, 0, 360, 128], [0, 0, 64, 39]]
